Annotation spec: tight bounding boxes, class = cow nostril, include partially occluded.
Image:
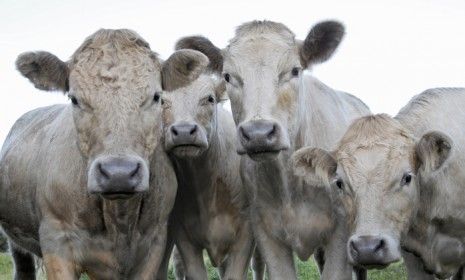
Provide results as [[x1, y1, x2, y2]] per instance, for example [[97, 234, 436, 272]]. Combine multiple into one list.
[[130, 163, 140, 178], [98, 163, 110, 179], [350, 240, 359, 255], [374, 239, 385, 252], [189, 125, 197, 135], [240, 127, 250, 141], [267, 124, 277, 139], [171, 126, 178, 136]]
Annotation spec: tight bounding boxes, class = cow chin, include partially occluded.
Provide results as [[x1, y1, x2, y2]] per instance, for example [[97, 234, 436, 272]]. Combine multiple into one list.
[[171, 144, 207, 158], [433, 235, 465, 278], [246, 150, 281, 162]]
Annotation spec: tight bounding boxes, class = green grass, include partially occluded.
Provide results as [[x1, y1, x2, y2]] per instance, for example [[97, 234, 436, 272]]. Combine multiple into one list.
[[0, 253, 406, 279]]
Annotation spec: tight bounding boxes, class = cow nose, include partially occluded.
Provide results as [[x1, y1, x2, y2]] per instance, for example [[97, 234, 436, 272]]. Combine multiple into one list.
[[238, 120, 280, 152], [349, 235, 389, 267], [96, 157, 142, 195], [170, 123, 198, 144]]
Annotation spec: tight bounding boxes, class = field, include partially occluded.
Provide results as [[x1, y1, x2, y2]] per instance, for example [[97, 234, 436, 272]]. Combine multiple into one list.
[[0, 253, 406, 280]]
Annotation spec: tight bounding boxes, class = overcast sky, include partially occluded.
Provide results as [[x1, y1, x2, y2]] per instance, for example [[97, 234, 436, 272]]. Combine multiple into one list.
[[1, 0, 464, 143]]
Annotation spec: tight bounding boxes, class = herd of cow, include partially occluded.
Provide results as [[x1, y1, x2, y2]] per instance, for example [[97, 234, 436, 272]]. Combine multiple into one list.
[[0, 19, 464, 280]]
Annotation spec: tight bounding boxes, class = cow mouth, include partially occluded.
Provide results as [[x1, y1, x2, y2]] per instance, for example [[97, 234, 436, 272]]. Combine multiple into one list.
[[170, 143, 207, 158], [355, 263, 390, 270], [172, 144, 201, 149], [101, 191, 137, 200]]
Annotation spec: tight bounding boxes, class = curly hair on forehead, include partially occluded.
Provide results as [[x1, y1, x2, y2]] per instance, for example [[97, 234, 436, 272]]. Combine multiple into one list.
[[70, 28, 156, 65], [337, 114, 415, 153]]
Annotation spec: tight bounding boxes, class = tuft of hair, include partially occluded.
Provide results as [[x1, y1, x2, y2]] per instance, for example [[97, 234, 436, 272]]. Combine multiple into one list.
[[176, 36, 223, 73], [337, 114, 415, 152], [300, 20, 345, 66], [16, 51, 69, 92], [233, 20, 295, 41], [70, 28, 154, 63]]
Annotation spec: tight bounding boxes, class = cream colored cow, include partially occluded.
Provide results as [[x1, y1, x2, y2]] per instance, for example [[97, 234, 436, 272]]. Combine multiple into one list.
[[292, 88, 465, 279], [176, 20, 370, 279]]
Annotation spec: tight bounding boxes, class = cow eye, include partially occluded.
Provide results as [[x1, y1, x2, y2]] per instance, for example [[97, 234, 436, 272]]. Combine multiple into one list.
[[208, 95, 215, 103], [224, 73, 231, 83], [70, 96, 79, 106], [153, 92, 161, 103], [336, 179, 344, 190], [401, 173, 413, 186], [291, 67, 301, 77]]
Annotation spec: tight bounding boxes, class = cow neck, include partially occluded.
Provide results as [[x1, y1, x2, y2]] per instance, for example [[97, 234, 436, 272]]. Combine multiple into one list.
[[172, 126, 225, 212], [101, 195, 144, 239]]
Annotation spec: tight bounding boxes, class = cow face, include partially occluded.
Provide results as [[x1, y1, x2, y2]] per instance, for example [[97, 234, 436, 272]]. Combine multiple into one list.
[[16, 29, 207, 199], [162, 74, 225, 158], [292, 115, 452, 270], [175, 20, 344, 161]]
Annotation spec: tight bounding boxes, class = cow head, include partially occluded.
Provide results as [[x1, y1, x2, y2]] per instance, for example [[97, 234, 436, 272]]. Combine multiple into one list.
[[291, 114, 452, 269], [175, 20, 344, 161], [16, 29, 207, 199], [162, 53, 226, 158]]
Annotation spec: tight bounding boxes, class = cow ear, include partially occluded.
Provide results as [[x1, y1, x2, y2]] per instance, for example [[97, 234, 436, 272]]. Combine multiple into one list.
[[415, 131, 452, 173], [16, 51, 69, 92], [300, 20, 345, 68], [175, 36, 223, 73], [162, 49, 209, 91], [292, 147, 337, 186]]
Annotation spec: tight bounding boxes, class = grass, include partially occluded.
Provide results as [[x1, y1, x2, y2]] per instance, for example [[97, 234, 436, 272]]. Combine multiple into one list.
[[0, 253, 406, 279]]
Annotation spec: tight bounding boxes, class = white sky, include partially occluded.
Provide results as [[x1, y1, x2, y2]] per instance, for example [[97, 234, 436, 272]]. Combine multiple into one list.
[[1, 0, 464, 144]]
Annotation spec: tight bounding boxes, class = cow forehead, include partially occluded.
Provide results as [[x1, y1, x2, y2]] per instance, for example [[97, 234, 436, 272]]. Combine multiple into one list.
[[225, 35, 299, 70], [164, 75, 215, 103], [337, 143, 414, 189], [69, 43, 160, 109]]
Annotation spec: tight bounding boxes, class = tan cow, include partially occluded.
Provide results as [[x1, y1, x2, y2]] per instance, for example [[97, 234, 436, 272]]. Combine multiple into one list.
[[156, 52, 256, 279], [292, 88, 465, 279], [175, 20, 370, 279], [0, 29, 209, 279]]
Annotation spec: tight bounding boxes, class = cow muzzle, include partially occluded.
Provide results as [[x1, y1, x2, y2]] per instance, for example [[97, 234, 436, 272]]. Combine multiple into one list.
[[433, 235, 465, 278], [88, 155, 149, 199], [165, 121, 208, 157], [237, 119, 289, 161], [348, 234, 400, 269]]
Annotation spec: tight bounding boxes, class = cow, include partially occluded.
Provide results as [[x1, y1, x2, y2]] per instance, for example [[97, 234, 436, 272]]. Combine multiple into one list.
[[156, 53, 255, 279], [0, 29, 209, 279], [175, 20, 371, 279], [291, 88, 465, 279]]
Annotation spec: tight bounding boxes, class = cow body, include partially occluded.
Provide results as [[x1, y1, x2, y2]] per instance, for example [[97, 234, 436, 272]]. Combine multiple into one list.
[[0, 29, 209, 279], [158, 74, 254, 280], [0, 104, 176, 279], [240, 75, 370, 280], [398, 88, 465, 278], [292, 88, 465, 279], [176, 20, 370, 279]]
